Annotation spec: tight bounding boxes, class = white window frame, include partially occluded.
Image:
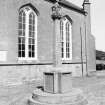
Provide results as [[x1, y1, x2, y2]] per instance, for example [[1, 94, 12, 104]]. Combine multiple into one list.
[[18, 6, 37, 61], [60, 17, 72, 60]]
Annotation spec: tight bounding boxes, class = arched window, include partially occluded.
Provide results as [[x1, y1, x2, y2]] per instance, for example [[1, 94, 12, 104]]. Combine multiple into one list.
[[18, 6, 37, 60], [60, 17, 72, 60]]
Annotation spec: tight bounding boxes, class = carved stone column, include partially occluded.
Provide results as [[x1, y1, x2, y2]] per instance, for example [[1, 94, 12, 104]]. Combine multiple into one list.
[[51, 1, 62, 66]]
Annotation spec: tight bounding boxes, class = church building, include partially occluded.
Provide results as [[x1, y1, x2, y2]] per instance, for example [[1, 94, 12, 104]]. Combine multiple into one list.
[[0, 0, 96, 85]]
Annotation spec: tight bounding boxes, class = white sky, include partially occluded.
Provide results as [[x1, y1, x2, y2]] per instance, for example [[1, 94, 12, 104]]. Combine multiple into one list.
[[67, 0, 105, 51]]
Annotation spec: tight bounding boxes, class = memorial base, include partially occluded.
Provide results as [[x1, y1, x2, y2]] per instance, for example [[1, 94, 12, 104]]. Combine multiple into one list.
[[28, 88, 88, 105], [28, 70, 88, 105]]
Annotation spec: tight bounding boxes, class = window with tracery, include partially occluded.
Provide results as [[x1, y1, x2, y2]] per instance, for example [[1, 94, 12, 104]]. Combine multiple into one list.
[[18, 6, 37, 60], [60, 17, 72, 60]]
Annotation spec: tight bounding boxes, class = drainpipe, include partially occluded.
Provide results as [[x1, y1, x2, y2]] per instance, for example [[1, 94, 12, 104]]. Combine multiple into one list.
[[80, 27, 83, 76], [84, 16, 88, 76]]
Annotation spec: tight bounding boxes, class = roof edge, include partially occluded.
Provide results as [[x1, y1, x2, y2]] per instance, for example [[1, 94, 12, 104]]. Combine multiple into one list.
[[59, 0, 86, 15], [45, 0, 86, 15]]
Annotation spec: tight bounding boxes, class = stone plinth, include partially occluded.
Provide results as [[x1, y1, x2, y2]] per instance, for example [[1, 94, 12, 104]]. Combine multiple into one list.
[[28, 88, 88, 105], [28, 69, 88, 105], [44, 71, 72, 93]]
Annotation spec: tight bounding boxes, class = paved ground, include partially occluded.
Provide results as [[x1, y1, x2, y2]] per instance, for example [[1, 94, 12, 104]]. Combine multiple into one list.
[[0, 71, 105, 105]]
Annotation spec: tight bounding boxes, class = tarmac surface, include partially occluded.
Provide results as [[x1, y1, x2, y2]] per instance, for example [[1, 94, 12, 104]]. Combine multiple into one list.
[[0, 71, 105, 105]]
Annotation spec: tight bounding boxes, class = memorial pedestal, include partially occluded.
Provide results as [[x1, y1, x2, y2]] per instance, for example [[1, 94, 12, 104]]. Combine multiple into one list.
[[44, 71, 72, 93], [28, 70, 88, 105]]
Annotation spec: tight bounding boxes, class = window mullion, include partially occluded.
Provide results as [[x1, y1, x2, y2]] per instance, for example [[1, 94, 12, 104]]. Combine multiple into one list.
[[64, 23, 66, 59], [70, 25, 72, 60], [25, 13, 29, 59], [35, 16, 37, 59]]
